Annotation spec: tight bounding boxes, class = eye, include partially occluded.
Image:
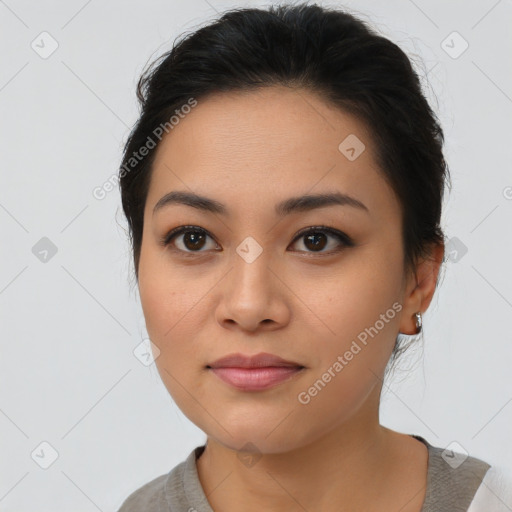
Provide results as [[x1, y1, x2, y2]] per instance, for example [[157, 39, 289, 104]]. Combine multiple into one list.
[[160, 225, 354, 256], [289, 226, 354, 254], [160, 226, 218, 254]]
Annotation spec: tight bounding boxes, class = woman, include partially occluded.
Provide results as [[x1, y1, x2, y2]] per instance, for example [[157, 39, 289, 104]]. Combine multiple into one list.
[[116, 3, 509, 511]]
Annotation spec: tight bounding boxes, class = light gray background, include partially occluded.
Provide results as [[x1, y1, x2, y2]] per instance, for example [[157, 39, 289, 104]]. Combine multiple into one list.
[[1, 0, 511, 510]]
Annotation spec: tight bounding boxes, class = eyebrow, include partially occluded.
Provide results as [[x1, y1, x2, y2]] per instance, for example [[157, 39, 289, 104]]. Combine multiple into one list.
[[152, 190, 369, 217]]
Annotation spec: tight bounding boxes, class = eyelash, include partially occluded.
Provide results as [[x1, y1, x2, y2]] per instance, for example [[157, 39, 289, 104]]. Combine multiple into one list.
[[159, 225, 354, 257]]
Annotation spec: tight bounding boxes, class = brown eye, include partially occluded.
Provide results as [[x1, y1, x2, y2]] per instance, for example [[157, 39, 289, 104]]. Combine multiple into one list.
[[161, 225, 353, 256], [161, 226, 218, 253], [289, 227, 354, 254], [303, 232, 328, 251], [180, 230, 208, 251]]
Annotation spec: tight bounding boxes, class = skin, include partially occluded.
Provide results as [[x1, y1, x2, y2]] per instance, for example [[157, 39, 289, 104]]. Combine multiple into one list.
[[137, 85, 444, 511]]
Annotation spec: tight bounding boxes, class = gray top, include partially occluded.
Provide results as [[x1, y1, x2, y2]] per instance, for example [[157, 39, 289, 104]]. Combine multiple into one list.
[[117, 434, 491, 511]]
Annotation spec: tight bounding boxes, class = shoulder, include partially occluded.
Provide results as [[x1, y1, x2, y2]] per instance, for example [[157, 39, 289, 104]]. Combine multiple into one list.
[[467, 465, 512, 512], [116, 472, 169, 511], [411, 435, 492, 510], [415, 435, 512, 512], [115, 447, 199, 512]]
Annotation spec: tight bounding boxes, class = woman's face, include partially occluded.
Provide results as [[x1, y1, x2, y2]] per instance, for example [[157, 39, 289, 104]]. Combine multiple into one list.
[[138, 86, 417, 454]]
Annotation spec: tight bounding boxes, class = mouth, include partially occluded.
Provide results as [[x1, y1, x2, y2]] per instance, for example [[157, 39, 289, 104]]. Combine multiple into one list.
[[206, 352, 305, 391]]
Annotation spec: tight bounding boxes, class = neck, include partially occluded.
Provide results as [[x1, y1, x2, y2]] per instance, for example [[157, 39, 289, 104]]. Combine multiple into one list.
[[195, 390, 408, 511]]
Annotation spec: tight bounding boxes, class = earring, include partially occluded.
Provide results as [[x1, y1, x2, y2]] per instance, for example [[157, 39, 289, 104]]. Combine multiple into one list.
[[414, 312, 422, 334]]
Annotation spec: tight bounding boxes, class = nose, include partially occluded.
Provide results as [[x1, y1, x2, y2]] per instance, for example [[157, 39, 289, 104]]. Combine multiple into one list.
[[214, 244, 291, 332]]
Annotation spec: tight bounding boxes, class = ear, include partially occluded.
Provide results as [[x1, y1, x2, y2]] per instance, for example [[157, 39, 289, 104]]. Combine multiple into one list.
[[399, 242, 445, 335]]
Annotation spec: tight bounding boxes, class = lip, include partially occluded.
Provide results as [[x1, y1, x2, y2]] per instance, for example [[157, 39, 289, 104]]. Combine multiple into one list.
[[207, 352, 303, 369], [210, 366, 305, 391], [207, 352, 305, 391]]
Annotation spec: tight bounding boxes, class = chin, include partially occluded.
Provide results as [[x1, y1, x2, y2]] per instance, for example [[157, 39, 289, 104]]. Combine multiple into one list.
[[202, 421, 317, 456]]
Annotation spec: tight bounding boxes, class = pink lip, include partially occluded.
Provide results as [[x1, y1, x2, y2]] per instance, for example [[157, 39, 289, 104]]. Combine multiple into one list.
[[207, 352, 305, 391], [210, 366, 305, 391]]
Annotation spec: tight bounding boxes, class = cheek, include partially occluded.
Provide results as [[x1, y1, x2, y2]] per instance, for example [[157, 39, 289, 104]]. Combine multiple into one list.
[[137, 247, 213, 376], [288, 271, 401, 439], [138, 263, 208, 415], [297, 252, 403, 344], [292, 253, 404, 404], [138, 245, 190, 334]]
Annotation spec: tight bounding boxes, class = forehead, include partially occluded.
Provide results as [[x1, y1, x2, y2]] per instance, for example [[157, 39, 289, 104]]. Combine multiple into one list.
[[145, 86, 399, 222]]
